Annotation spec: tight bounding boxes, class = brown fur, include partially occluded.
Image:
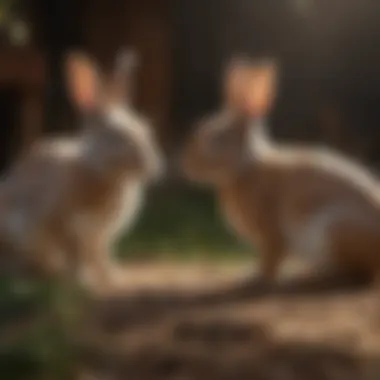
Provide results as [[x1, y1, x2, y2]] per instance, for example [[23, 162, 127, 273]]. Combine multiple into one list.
[[182, 58, 380, 284], [0, 48, 164, 287]]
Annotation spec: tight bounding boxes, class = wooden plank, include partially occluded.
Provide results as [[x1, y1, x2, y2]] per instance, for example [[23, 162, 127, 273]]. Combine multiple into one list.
[[20, 92, 44, 154], [0, 48, 46, 88], [83, 0, 172, 148]]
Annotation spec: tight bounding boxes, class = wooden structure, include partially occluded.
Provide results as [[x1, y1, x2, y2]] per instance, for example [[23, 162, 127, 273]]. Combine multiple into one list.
[[0, 38, 46, 170], [0, 0, 172, 171], [82, 0, 172, 147], [1, 0, 380, 172], [172, 0, 380, 149], [0, 49, 45, 151]]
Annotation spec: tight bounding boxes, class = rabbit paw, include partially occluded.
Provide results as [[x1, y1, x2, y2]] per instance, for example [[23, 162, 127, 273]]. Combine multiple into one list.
[[79, 263, 128, 293]]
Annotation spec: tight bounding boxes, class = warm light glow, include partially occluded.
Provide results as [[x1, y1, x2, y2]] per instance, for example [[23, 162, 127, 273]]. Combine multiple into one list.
[[292, 0, 314, 16]]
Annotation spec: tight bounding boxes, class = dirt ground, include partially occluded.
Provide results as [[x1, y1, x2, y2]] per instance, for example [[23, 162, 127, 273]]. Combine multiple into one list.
[[79, 261, 380, 380]]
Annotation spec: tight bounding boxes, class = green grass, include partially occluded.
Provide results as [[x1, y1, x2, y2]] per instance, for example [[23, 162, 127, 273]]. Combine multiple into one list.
[[117, 185, 254, 261], [0, 276, 85, 380], [0, 185, 257, 379]]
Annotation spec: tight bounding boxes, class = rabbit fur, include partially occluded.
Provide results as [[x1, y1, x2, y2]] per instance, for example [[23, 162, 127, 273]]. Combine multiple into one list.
[[0, 48, 164, 287], [182, 58, 380, 284]]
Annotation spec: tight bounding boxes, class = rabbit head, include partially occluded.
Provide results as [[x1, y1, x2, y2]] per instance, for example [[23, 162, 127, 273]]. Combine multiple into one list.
[[181, 57, 278, 185], [65, 48, 164, 182]]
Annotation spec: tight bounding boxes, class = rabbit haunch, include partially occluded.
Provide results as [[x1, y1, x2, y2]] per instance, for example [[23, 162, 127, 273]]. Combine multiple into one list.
[[248, 119, 380, 208], [33, 106, 162, 179], [183, 59, 380, 281], [0, 110, 148, 268], [7, 106, 155, 228], [246, 118, 380, 263], [0, 49, 164, 285]]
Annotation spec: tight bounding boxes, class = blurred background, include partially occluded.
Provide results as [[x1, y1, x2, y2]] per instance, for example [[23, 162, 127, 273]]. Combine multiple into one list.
[[2, 1, 380, 379], [0, 0, 380, 258]]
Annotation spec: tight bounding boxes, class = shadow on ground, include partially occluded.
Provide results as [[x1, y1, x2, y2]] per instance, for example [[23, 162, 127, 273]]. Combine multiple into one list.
[[79, 273, 380, 380], [89, 272, 370, 331]]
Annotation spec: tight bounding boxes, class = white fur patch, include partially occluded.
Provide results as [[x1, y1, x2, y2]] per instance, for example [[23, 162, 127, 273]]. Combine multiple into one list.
[[248, 119, 380, 208], [107, 105, 151, 139], [36, 138, 83, 160], [71, 179, 144, 246], [104, 179, 144, 241], [106, 105, 164, 179], [285, 208, 336, 265]]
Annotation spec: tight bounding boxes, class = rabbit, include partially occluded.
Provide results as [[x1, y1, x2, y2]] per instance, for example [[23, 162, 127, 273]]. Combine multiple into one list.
[[0, 47, 164, 288], [181, 57, 380, 287]]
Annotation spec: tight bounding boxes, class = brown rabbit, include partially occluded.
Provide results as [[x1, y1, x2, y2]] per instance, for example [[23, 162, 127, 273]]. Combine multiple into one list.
[[0, 48, 164, 288], [181, 57, 380, 286]]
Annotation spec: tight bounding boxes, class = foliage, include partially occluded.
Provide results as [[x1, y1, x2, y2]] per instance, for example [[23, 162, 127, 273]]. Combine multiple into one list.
[[0, 185, 254, 379], [0, 0, 16, 24], [117, 185, 253, 261], [0, 275, 86, 380]]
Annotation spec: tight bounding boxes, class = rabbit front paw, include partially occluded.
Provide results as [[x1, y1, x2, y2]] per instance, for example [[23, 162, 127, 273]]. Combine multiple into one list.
[[80, 260, 127, 293]]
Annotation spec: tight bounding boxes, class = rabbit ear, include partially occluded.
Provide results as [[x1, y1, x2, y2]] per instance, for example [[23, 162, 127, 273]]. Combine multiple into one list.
[[242, 59, 278, 118], [108, 48, 140, 104], [65, 51, 102, 113], [223, 57, 252, 110]]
